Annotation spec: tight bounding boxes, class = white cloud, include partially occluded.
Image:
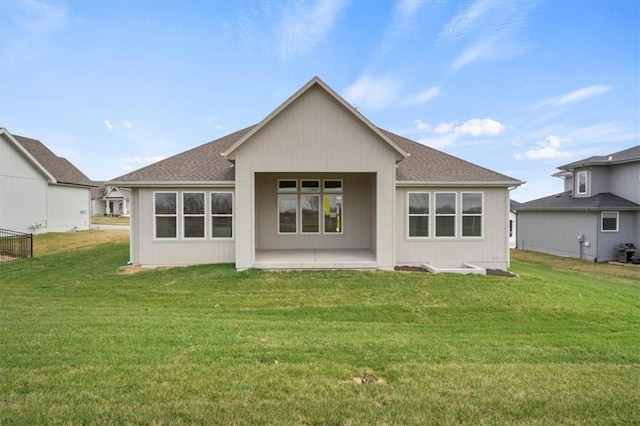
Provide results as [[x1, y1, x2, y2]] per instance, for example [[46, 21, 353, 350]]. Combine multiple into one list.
[[103, 120, 113, 131], [373, 0, 427, 63], [414, 118, 505, 137], [441, 0, 537, 70], [532, 85, 612, 108], [522, 135, 572, 160], [402, 86, 440, 106], [123, 121, 132, 129], [277, 0, 347, 59], [455, 118, 505, 136], [119, 155, 164, 171], [344, 74, 402, 111], [11, 0, 67, 35]]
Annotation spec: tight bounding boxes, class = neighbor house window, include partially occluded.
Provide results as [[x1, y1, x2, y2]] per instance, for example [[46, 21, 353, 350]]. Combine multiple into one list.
[[323, 180, 343, 233], [577, 171, 588, 195], [154, 192, 177, 239], [211, 192, 233, 239], [461, 193, 483, 237], [408, 192, 429, 238], [183, 192, 205, 238], [435, 192, 456, 237], [601, 211, 618, 232]]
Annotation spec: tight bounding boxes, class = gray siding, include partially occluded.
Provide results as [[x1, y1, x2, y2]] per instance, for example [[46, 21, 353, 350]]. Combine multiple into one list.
[[597, 210, 638, 262], [610, 162, 640, 204], [395, 187, 510, 270], [132, 187, 236, 266], [517, 211, 598, 260]]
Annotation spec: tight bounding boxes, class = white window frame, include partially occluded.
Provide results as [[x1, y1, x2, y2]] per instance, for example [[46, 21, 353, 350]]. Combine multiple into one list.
[[278, 194, 298, 234], [461, 192, 483, 238], [407, 192, 430, 239], [182, 192, 206, 239], [323, 179, 343, 193], [278, 179, 298, 193], [300, 194, 321, 234], [601, 211, 619, 232], [576, 171, 588, 196], [211, 191, 234, 240], [434, 192, 456, 238], [153, 191, 178, 240], [301, 179, 320, 193]]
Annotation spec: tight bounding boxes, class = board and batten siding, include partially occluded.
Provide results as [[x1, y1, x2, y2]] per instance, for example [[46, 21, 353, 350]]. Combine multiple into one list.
[[46, 185, 91, 232], [517, 211, 598, 260], [232, 84, 398, 270], [1, 134, 48, 233], [597, 210, 638, 262], [395, 186, 510, 270], [610, 162, 640, 204], [132, 187, 235, 266]]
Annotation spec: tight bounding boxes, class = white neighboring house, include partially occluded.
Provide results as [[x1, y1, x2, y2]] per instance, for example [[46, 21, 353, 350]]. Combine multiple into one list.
[[110, 77, 523, 271], [92, 183, 131, 216], [0, 128, 95, 234], [509, 200, 520, 249]]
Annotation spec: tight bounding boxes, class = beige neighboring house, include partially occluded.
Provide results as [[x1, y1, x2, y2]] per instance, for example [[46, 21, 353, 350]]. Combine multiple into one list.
[[110, 77, 522, 271], [92, 183, 131, 216], [0, 128, 94, 234]]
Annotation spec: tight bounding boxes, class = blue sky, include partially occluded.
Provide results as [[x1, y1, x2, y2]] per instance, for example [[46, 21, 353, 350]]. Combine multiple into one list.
[[1, 0, 638, 202]]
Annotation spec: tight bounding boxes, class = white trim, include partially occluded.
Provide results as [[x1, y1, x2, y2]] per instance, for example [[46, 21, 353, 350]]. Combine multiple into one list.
[[323, 179, 343, 193], [278, 194, 298, 234], [461, 192, 484, 238], [211, 191, 234, 240], [576, 170, 588, 196], [153, 191, 178, 240], [407, 191, 430, 239], [434, 192, 457, 238], [278, 179, 298, 193], [182, 192, 206, 239], [601, 211, 619, 232]]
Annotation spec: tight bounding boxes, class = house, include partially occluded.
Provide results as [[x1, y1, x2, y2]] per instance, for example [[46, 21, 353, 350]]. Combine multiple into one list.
[[110, 77, 522, 271], [92, 183, 131, 216], [516, 145, 640, 262], [0, 128, 95, 234], [509, 199, 521, 249]]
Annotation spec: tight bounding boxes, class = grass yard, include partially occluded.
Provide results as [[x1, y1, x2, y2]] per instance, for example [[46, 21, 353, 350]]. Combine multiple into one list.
[[1, 232, 639, 424], [91, 215, 130, 226]]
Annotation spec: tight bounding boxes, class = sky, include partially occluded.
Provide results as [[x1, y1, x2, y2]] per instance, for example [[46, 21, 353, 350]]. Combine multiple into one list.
[[1, 0, 638, 202]]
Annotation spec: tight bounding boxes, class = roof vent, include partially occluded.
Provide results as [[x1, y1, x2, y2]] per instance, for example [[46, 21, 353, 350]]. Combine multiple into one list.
[[608, 155, 613, 161]]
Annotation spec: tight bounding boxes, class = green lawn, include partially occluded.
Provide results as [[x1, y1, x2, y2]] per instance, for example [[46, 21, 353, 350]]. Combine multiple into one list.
[[1, 235, 639, 424]]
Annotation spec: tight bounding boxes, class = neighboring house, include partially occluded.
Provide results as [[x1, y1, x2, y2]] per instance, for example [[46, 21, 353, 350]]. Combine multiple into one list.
[[0, 128, 95, 234], [516, 145, 640, 262], [110, 77, 522, 271], [92, 183, 131, 216], [509, 199, 521, 249]]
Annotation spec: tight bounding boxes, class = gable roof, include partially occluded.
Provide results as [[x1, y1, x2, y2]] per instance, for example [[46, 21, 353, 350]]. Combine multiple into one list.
[[222, 76, 407, 161], [558, 145, 640, 170], [1, 128, 94, 187], [111, 125, 521, 186], [516, 191, 640, 211]]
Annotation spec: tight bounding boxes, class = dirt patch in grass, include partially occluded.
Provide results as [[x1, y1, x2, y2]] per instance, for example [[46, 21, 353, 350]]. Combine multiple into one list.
[[394, 265, 517, 277]]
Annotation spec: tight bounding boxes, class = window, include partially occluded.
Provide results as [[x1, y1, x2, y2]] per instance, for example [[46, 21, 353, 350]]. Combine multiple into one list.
[[279, 195, 297, 233], [462, 193, 483, 237], [577, 171, 588, 195], [211, 192, 233, 238], [154, 192, 177, 238], [278, 179, 297, 192], [435, 192, 456, 237], [301, 195, 320, 233], [323, 194, 342, 233], [182, 193, 205, 238], [301, 180, 320, 193], [408, 192, 429, 238], [601, 211, 618, 232], [323, 180, 343, 192]]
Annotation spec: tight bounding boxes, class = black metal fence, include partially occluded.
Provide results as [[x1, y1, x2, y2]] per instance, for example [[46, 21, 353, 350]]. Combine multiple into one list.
[[0, 228, 33, 263]]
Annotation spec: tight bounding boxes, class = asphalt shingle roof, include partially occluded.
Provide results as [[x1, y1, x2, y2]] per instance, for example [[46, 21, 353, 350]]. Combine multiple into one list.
[[516, 191, 640, 211], [14, 135, 94, 187], [112, 126, 520, 185], [558, 145, 640, 170]]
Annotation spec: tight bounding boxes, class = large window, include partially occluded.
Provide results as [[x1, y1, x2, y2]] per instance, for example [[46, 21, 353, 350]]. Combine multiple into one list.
[[211, 192, 233, 238], [183, 192, 205, 238], [461, 193, 483, 237], [408, 192, 429, 238], [435, 192, 456, 237], [154, 192, 177, 239], [279, 195, 297, 233], [276, 179, 343, 234], [601, 211, 618, 232], [577, 171, 588, 195]]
